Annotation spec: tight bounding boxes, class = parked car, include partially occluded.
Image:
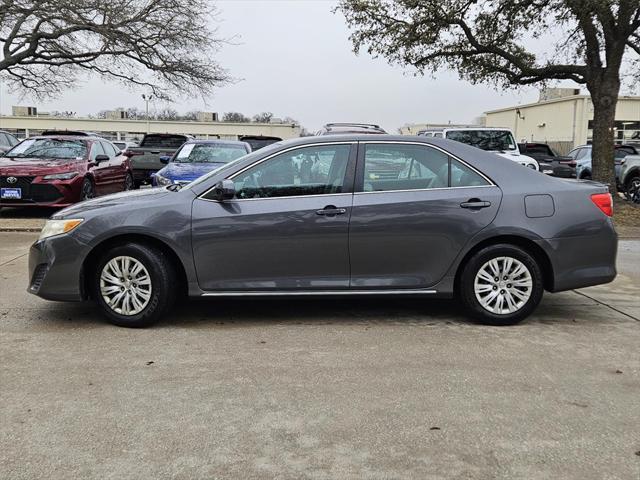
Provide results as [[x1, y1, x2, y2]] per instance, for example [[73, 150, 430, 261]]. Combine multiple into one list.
[[316, 123, 387, 135], [0, 130, 19, 154], [618, 151, 640, 200], [419, 127, 540, 170], [153, 140, 251, 187], [567, 144, 639, 183], [239, 135, 282, 151], [124, 133, 192, 187], [29, 135, 616, 328], [0, 135, 133, 208], [517, 143, 576, 178]]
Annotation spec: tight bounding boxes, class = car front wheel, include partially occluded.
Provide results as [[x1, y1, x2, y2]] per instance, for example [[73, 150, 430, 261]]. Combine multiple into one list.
[[92, 243, 176, 327], [625, 176, 640, 202], [459, 244, 544, 326]]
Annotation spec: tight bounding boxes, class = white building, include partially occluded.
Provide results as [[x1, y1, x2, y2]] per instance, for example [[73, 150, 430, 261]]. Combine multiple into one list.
[[484, 89, 640, 154]]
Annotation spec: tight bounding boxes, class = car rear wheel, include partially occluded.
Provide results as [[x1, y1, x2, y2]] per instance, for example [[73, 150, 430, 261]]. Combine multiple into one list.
[[92, 243, 176, 327], [81, 178, 95, 200], [459, 244, 544, 326]]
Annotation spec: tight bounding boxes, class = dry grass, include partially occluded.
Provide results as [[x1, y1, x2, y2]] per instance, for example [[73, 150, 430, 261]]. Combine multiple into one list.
[[613, 196, 640, 228]]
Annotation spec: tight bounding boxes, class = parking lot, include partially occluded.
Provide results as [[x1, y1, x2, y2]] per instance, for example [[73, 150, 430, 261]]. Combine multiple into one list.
[[1, 226, 639, 479]]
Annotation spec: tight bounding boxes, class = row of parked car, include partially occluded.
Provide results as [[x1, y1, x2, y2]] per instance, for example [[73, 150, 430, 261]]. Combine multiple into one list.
[[1, 124, 640, 209], [0, 130, 283, 209]]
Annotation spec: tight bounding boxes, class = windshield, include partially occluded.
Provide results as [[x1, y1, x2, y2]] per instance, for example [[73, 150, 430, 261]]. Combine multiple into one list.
[[4, 138, 88, 159], [446, 130, 517, 152], [174, 143, 248, 164]]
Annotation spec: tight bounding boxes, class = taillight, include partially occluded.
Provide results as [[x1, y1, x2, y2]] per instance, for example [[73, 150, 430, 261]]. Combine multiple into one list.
[[591, 193, 613, 217]]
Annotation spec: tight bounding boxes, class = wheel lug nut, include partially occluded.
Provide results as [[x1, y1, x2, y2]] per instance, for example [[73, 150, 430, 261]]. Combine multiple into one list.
[[493, 286, 497, 290], [495, 277, 499, 281], [507, 284, 512, 288], [503, 276, 508, 280], [500, 290, 505, 294]]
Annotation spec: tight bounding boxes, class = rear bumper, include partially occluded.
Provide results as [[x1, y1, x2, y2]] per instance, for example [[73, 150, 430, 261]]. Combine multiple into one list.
[[539, 221, 617, 292], [28, 234, 88, 301]]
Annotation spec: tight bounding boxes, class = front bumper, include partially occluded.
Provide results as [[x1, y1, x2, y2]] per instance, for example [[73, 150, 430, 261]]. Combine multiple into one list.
[[0, 175, 83, 207], [28, 233, 89, 301]]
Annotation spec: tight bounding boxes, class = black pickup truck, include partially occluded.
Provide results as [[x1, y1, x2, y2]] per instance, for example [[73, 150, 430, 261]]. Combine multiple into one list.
[[124, 133, 192, 187], [517, 143, 576, 178]]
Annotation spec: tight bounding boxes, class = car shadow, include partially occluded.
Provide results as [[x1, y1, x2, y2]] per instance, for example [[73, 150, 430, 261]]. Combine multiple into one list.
[[36, 292, 621, 329]]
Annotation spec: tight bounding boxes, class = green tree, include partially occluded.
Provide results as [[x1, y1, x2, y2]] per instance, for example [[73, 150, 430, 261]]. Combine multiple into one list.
[[0, 0, 230, 99], [338, 0, 640, 189]]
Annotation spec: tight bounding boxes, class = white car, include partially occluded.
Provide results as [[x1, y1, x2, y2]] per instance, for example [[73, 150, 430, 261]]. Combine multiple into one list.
[[419, 127, 540, 171]]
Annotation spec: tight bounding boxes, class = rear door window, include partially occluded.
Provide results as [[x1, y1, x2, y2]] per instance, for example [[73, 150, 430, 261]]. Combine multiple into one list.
[[361, 144, 489, 192]]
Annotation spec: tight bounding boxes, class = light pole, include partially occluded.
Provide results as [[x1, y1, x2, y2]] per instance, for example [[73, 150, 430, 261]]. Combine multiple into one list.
[[142, 94, 153, 134]]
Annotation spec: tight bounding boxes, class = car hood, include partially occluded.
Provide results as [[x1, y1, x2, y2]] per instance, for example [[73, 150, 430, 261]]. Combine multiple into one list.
[[54, 186, 174, 218], [0, 157, 81, 176], [158, 161, 226, 181]]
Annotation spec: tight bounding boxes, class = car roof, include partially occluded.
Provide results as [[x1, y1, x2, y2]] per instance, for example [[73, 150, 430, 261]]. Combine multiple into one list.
[[28, 135, 99, 142]]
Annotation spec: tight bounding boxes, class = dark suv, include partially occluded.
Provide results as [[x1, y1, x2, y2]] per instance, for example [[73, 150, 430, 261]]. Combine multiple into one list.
[[517, 143, 576, 178]]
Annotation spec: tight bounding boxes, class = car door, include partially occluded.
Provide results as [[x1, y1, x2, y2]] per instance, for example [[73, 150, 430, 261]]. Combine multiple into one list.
[[88, 141, 110, 196], [349, 141, 502, 289], [100, 141, 126, 193], [191, 142, 356, 291]]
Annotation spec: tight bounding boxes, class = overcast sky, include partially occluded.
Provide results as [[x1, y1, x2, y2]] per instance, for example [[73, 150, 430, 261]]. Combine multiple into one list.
[[0, 0, 563, 132]]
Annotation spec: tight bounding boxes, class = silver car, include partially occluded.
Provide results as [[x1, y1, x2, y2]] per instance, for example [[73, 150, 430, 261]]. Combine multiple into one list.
[[28, 136, 617, 327]]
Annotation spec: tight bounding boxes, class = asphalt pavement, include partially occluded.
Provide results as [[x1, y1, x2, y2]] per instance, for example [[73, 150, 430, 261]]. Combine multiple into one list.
[[1, 232, 639, 479]]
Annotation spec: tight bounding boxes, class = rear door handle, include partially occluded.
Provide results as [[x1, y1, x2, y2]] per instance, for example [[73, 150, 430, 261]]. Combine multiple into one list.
[[460, 199, 492, 209], [316, 205, 347, 216]]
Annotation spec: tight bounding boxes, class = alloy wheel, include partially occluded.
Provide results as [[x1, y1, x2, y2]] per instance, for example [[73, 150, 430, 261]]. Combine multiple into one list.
[[100, 256, 152, 316], [473, 256, 533, 315]]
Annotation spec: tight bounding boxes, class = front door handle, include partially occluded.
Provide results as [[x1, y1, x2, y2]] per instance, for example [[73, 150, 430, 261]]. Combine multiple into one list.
[[460, 199, 492, 209], [316, 205, 347, 216]]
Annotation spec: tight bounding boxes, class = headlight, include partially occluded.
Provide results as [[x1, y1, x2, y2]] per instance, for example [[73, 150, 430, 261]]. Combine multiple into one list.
[[155, 174, 172, 186], [39, 219, 83, 241], [43, 171, 79, 180]]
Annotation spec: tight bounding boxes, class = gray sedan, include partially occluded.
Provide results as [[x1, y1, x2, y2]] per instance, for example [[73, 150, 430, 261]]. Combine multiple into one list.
[[28, 136, 617, 327]]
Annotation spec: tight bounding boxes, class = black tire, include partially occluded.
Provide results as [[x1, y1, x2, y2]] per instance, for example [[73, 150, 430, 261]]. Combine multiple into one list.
[[625, 176, 640, 201], [91, 243, 176, 328], [80, 177, 95, 200], [124, 173, 135, 191], [459, 244, 544, 326]]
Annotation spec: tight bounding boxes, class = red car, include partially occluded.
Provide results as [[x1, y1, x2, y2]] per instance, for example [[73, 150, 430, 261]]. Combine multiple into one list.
[[0, 135, 134, 208]]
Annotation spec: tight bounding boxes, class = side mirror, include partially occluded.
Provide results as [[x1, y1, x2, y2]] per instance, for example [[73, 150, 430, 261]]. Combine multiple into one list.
[[94, 154, 110, 164], [212, 179, 236, 201], [160, 155, 171, 164]]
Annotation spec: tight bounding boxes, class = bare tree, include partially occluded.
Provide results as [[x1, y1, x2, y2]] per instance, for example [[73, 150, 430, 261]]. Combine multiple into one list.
[[222, 112, 250, 123], [253, 112, 274, 123], [0, 0, 230, 99], [338, 0, 640, 189]]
